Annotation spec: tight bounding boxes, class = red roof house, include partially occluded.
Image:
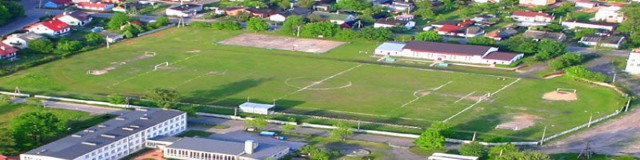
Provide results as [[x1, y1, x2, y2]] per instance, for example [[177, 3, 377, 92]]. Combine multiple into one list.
[[25, 20, 71, 37], [0, 43, 18, 60], [76, 2, 115, 11]]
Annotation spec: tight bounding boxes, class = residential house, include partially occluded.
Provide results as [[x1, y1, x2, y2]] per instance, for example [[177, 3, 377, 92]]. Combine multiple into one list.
[[625, 48, 640, 74], [2, 32, 46, 49], [49, 0, 72, 7], [471, 14, 497, 27], [579, 34, 625, 49], [152, 138, 290, 160], [574, 1, 598, 8], [76, 2, 115, 11], [43, 1, 65, 8], [561, 21, 617, 31], [313, 3, 331, 11], [433, 20, 483, 37], [519, 0, 556, 6], [25, 20, 71, 37], [100, 31, 124, 43], [387, 1, 413, 13], [223, 7, 247, 16], [0, 43, 18, 60], [395, 14, 414, 21], [484, 28, 518, 40], [54, 11, 92, 26], [246, 8, 276, 18], [269, 7, 313, 22], [374, 19, 415, 29], [165, 4, 203, 17], [310, 11, 357, 25], [374, 41, 524, 65], [112, 6, 127, 12], [522, 30, 566, 41], [511, 11, 554, 26], [594, 5, 625, 23]]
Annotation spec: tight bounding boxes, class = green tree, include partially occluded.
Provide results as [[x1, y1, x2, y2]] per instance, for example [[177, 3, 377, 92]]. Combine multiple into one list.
[[335, 0, 371, 10], [300, 145, 339, 160], [107, 13, 131, 30], [335, 29, 357, 40], [413, 0, 435, 18], [281, 123, 296, 133], [247, 17, 269, 31], [574, 28, 597, 39], [331, 122, 353, 141], [535, 39, 566, 61], [281, 15, 305, 35], [108, 93, 127, 104], [301, 21, 339, 38], [549, 53, 583, 70], [212, 21, 242, 30], [271, 0, 291, 9], [0, 1, 25, 26], [246, 117, 268, 130], [415, 31, 442, 42], [152, 16, 171, 28], [414, 127, 445, 150], [488, 144, 519, 160], [242, 0, 268, 8], [10, 111, 66, 150], [357, 26, 393, 41], [566, 12, 594, 21], [564, 66, 609, 82], [28, 39, 54, 54], [56, 40, 83, 54], [459, 142, 485, 157], [551, 2, 574, 17], [499, 35, 537, 54], [84, 32, 105, 46], [297, 0, 316, 8], [145, 88, 181, 109], [617, 3, 640, 34], [0, 130, 17, 155], [467, 36, 497, 46]]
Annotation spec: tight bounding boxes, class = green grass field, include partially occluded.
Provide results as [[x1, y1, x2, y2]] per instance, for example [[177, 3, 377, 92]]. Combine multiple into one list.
[[0, 103, 93, 129], [0, 28, 624, 140]]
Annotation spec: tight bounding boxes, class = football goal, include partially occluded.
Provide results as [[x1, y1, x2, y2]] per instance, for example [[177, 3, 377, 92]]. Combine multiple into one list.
[[153, 62, 169, 71], [556, 88, 577, 93]]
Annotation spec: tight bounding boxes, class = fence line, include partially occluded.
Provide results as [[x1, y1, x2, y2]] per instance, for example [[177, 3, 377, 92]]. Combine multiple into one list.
[[541, 110, 621, 143], [137, 24, 176, 37]]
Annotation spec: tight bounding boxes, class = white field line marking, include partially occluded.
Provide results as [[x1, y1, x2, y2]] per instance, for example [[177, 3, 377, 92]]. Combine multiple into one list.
[[442, 78, 522, 122], [443, 98, 483, 122], [108, 54, 203, 88], [492, 78, 521, 96], [276, 64, 363, 100], [399, 81, 453, 108], [454, 91, 477, 104]]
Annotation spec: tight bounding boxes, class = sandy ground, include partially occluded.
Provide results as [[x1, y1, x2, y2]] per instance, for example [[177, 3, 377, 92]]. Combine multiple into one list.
[[218, 34, 345, 53], [542, 91, 578, 101], [496, 113, 542, 131], [540, 107, 640, 157]]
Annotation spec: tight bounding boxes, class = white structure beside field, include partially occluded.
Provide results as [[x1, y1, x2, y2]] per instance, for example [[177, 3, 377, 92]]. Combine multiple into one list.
[[626, 49, 640, 74], [239, 102, 275, 115], [147, 138, 290, 160], [20, 108, 187, 160], [375, 41, 524, 65]]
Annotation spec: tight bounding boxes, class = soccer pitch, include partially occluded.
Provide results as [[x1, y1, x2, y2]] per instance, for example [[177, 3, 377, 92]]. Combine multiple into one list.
[[0, 28, 624, 140]]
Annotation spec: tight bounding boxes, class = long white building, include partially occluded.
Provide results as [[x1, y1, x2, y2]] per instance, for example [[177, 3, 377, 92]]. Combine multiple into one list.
[[626, 48, 640, 74], [20, 108, 187, 160], [375, 41, 524, 65], [146, 137, 290, 160]]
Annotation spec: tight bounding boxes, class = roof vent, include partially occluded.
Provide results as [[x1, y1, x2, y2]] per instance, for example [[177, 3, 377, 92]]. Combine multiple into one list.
[[130, 125, 140, 128], [122, 127, 134, 131], [98, 124, 108, 128], [36, 149, 48, 155], [115, 117, 126, 121], [72, 134, 83, 138], [100, 134, 116, 139], [136, 108, 148, 112], [83, 129, 96, 133], [81, 142, 97, 146], [140, 116, 149, 120]]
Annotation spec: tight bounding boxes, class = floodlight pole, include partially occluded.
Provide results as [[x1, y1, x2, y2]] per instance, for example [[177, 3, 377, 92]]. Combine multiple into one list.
[[588, 113, 593, 128], [296, 25, 301, 37], [625, 98, 631, 112]]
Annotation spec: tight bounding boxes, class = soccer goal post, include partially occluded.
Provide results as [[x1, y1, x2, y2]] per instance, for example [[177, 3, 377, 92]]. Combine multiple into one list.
[[153, 62, 169, 71], [556, 88, 577, 93], [145, 51, 157, 56]]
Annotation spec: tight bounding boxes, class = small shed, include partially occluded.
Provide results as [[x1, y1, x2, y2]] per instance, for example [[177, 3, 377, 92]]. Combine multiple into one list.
[[239, 102, 275, 115]]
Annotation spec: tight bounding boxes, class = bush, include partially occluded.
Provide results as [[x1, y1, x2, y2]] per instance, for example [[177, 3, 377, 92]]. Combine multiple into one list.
[[459, 142, 485, 157], [189, 21, 211, 28], [564, 66, 609, 82], [108, 93, 127, 104], [211, 21, 242, 30], [334, 29, 357, 41], [356, 26, 393, 41], [549, 53, 583, 70]]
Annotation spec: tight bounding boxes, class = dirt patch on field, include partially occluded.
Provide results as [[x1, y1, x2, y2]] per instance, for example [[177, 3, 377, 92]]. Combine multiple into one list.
[[218, 34, 345, 53], [88, 53, 156, 75], [542, 90, 578, 101], [496, 113, 543, 131]]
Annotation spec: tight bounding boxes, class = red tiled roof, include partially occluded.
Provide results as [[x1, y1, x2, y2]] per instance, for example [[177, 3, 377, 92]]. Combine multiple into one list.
[[0, 43, 17, 56], [512, 11, 553, 18], [437, 24, 461, 33], [77, 2, 109, 8], [26, 20, 70, 32], [458, 20, 474, 27]]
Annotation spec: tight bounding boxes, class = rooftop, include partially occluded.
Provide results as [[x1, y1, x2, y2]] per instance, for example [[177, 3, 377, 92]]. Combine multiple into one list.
[[167, 137, 290, 159], [22, 108, 185, 160], [0, 43, 17, 56], [512, 11, 553, 18], [375, 19, 410, 25], [169, 4, 202, 11], [55, 11, 91, 21], [239, 102, 275, 109], [581, 34, 625, 44], [376, 42, 406, 51], [484, 51, 522, 61], [311, 11, 352, 20], [403, 41, 493, 56], [522, 30, 566, 41], [26, 20, 70, 32]]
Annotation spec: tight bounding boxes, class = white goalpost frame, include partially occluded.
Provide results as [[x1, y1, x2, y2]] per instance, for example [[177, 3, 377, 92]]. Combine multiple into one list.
[[153, 61, 169, 71], [556, 88, 577, 93], [145, 51, 157, 56]]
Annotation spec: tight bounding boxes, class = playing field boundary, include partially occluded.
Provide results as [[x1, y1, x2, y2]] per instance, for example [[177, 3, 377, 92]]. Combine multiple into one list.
[[277, 64, 363, 100], [442, 78, 521, 122]]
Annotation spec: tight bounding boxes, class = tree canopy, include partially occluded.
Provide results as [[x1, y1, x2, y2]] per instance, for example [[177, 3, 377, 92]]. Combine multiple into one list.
[[459, 142, 485, 157], [331, 122, 354, 141], [28, 39, 55, 54], [335, 0, 371, 10], [301, 21, 339, 38], [247, 17, 269, 31], [357, 27, 393, 41], [467, 36, 497, 46], [618, 2, 640, 46], [414, 122, 451, 150], [10, 112, 66, 150], [415, 31, 443, 42], [145, 88, 181, 109], [107, 13, 132, 30], [281, 15, 305, 35], [0, 1, 24, 26], [84, 32, 105, 46]]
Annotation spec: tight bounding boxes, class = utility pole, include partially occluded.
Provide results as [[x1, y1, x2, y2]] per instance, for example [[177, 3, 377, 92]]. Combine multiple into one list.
[[588, 113, 593, 128], [612, 72, 617, 83], [296, 25, 301, 37], [106, 35, 110, 48], [625, 97, 631, 112]]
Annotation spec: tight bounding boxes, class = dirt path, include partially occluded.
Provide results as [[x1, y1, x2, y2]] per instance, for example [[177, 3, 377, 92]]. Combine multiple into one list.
[[540, 107, 640, 157]]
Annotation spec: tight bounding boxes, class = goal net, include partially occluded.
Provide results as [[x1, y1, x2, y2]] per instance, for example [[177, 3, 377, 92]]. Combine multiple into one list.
[[153, 62, 169, 71]]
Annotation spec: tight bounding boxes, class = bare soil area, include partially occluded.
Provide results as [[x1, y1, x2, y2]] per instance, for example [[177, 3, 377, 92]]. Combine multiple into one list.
[[218, 34, 345, 53]]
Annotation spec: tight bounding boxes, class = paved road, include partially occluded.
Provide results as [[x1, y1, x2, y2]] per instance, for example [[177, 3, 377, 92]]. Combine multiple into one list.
[[568, 46, 630, 58], [10, 98, 125, 115]]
